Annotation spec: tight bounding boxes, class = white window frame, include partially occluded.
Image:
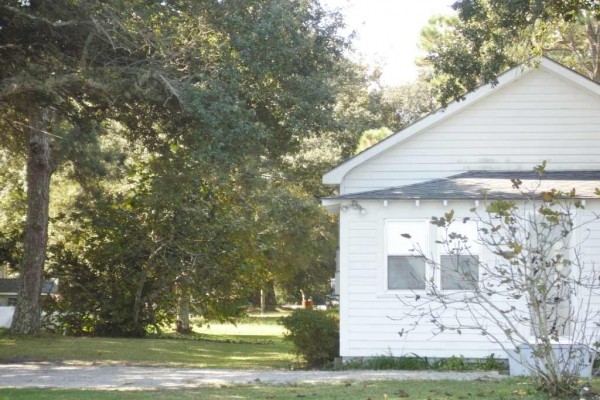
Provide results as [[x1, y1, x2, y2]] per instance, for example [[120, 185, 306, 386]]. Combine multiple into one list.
[[384, 219, 430, 292]]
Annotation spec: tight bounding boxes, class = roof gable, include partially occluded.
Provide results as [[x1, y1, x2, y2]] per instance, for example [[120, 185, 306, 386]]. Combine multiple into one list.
[[323, 58, 600, 186]]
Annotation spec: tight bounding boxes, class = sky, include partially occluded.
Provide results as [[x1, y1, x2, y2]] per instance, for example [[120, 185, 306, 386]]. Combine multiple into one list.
[[321, 0, 456, 86]]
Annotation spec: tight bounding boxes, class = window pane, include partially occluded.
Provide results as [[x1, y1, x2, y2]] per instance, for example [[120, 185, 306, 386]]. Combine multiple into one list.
[[388, 221, 428, 255], [438, 220, 480, 254], [441, 255, 479, 290], [388, 256, 426, 290]]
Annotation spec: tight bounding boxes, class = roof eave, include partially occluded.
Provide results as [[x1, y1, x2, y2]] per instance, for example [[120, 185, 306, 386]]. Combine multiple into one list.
[[541, 58, 600, 97], [320, 198, 341, 214]]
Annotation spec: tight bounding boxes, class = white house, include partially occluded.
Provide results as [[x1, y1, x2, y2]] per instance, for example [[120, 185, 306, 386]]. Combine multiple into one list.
[[322, 58, 600, 361], [0, 279, 58, 328]]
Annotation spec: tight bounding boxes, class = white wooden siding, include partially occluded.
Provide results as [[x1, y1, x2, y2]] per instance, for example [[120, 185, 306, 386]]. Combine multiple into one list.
[[576, 210, 600, 342], [341, 199, 600, 359], [341, 69, 600, 195], [340, 200, 532, 358]]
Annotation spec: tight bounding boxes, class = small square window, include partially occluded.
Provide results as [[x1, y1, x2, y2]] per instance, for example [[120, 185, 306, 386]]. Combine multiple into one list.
[[388, 256, 426, 290], [440, 255, 479, 290]]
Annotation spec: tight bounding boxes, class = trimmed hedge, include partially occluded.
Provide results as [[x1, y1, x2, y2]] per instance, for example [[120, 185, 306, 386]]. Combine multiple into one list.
[[279, 309, 339, 368]]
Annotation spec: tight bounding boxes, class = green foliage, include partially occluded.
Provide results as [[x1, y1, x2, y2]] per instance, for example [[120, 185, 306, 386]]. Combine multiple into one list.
[[434, 355, 507, 372], [344, 353, 506, 372], [432, 356, 469, 371], [1, 0, 360, 335], [0, 151, 26, 274], [279, 309, 339, 368], [44, 135, 338, 336], [419, 1, 600, 104], [376, 81, 438, 132], [355, 127, 393, 154], [345, 354, 430, 371], [46, 163, 260, 335], [328, 64, 390, 159], [252, 182, 337, 305], [476, 354, 508, 371]]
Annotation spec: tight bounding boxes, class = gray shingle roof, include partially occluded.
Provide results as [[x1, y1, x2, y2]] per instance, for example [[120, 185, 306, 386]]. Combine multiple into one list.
[[0, 279, 19, 293], [333, 171, 600, 201], [0, 278, 57, 294]]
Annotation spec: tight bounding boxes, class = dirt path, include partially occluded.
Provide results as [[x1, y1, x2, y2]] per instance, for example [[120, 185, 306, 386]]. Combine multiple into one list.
[[0, 363, 505, 390]]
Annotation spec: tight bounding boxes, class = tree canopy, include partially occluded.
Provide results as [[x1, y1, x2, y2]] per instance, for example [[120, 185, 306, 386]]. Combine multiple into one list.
[[420, 0, 599, 104], [0, 0, 356, 335]]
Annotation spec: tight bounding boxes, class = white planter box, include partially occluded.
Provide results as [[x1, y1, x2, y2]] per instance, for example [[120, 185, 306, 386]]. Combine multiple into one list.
[[507, 343, 595, 378]]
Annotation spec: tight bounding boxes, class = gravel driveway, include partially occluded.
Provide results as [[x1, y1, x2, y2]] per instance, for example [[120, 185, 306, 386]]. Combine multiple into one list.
[[0, 363, 505, 390]]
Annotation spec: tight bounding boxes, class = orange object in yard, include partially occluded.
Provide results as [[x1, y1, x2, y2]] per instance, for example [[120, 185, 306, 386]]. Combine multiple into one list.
[[302, 299, 313, 309]]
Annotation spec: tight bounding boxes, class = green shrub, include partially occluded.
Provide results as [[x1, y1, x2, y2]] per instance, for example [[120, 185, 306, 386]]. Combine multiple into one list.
[[368, 354, 430, 370], [279, 309, 339, 368], [344, 353, 430, 370], [433, 355, 469, 371], [475, 353, 507, 371], [344, 352, 506, 372], [433, 354, 507, 371]]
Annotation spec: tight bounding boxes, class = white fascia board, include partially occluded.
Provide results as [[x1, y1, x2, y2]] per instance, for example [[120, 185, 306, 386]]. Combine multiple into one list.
[[321, 198, 341, 214], [323, 64, 532, 186], [539, 58, 600, 98]]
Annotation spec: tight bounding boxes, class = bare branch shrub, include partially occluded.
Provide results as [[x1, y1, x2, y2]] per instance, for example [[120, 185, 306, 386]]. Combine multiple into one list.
[[398, 166, 600, 396]]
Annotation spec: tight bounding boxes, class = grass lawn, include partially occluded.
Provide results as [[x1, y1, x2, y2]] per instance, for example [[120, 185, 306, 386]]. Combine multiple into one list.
[[0, 313, 295, 369], [1, 311, 579, 399], [0, 379, 560, 400], [193, 312, 287, 339]]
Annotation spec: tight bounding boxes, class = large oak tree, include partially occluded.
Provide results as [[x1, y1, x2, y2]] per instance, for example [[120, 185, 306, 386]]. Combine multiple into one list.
[[0, 0, 350, 334]]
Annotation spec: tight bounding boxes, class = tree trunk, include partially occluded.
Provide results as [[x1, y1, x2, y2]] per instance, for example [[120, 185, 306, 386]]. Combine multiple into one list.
[[265, 280, 277, 311], [176, 284, 191, 334], [131, 270, 148, 336], [10, 107, 52, 335]]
